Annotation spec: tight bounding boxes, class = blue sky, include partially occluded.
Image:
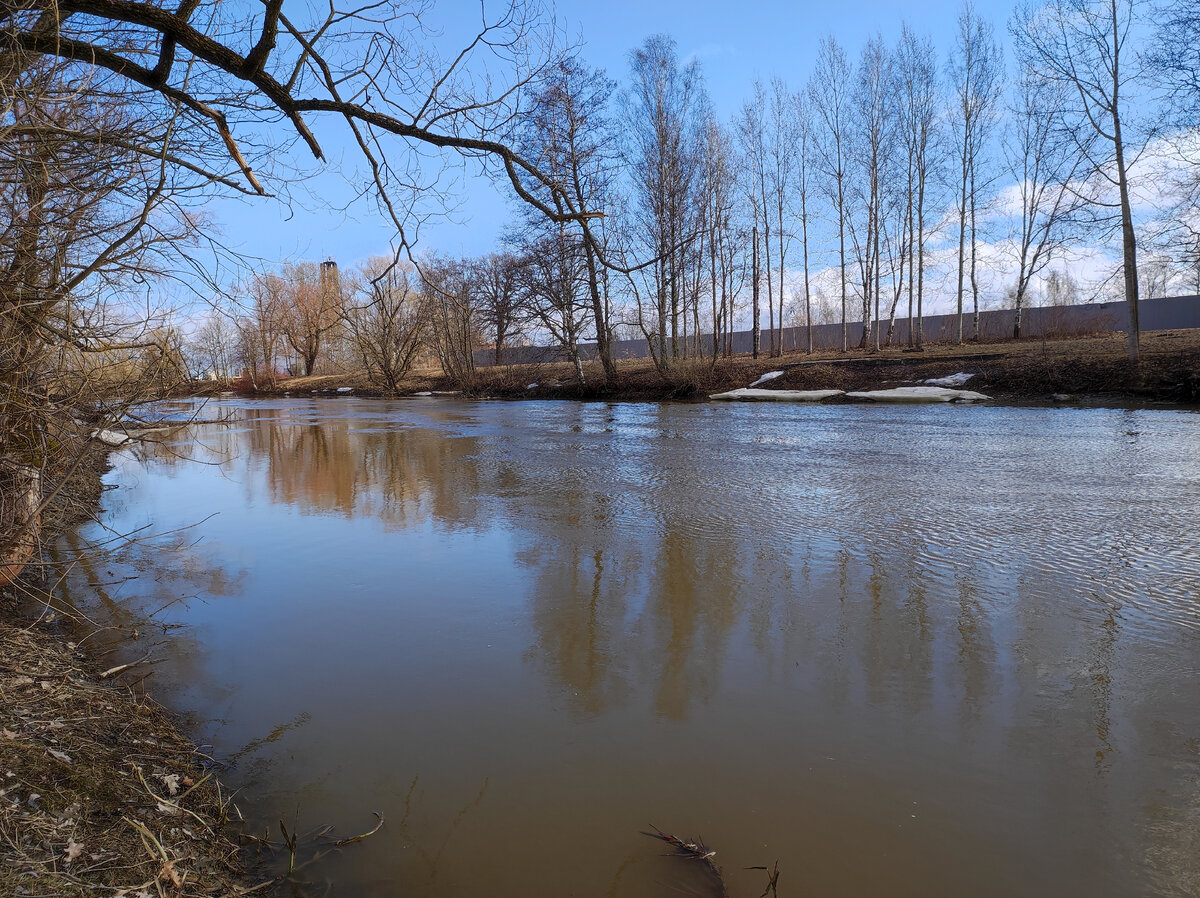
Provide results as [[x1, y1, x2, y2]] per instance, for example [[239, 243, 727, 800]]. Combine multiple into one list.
[[207, 0, 1016, 276]]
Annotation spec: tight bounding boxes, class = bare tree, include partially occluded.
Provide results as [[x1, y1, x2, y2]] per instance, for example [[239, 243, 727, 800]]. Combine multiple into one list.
[[474, 253, 525, 366], [895, 24, 942, 350], [190, 310, 237, 380], [421, 257, 482, 389], [1150, 0, 1200, 132], [2, 3, 608, 240], [0, 58, 209, 581], [737, 82, 768, 358], [851, 35, 896, 351], [1149, 0, 1200, 292], [949, 2, 1004, 343], [699, 115, 744, 359], [279, 261, 341, 376], [791, 92, 817, 354], [240, 271, 287, 386], [1003, 65, 1091, 337], [766, 77, 799, 356], [514, 233, 592, 384], [738, 77, 797, 357], [623, 35, 706, 372], [342, 257, 425, 395], [1014, 0, 1149, 361], [809, 36, 853, 352], [514, 57, 619, 381]]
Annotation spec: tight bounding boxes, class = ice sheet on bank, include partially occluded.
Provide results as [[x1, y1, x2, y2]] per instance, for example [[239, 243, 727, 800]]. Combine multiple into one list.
[[923, 372, 975, 387], [845, 386, 990, 403], [709, 388, 844, 402], [91, 429, 132, 446], [748, 370, 785, 387], [336, 386, 353, 393]]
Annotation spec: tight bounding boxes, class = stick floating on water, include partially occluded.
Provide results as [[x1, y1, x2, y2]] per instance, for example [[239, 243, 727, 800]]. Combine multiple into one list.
[[642, 825, 729, 897]]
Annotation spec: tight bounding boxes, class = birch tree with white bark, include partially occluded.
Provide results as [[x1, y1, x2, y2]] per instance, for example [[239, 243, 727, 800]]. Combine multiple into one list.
[[949, 2, 1004, 343]]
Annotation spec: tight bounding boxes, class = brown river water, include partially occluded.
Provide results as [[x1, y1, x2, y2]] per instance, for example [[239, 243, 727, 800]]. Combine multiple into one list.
[[56, 398, 1200, 897]]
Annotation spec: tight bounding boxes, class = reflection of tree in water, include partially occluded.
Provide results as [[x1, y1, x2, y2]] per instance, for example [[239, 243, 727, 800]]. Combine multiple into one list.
[[54, 527, 246, 623], [237, 409, 485, 532], [508, 437, 749, 722], [50, 525, 249, 712], [524, 543, 634, 717], [643, 528, 744, 720], [508, 456, 640, 718]]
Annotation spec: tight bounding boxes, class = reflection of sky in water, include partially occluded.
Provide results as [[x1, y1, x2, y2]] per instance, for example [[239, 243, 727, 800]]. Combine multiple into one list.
[[60, 399, 1200, 898]]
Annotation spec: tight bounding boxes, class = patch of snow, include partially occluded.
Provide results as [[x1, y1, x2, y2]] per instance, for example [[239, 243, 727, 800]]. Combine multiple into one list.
[[413, 391, 433, 397], [710, 388, 844, 402], [90, 429, 131, 446], [431, 390, 461, 396], [749, 370, 785, 388], [336, 386, 353, 393], [526, 383, 539, 390], [923, 372, 975, 387], [845, 386, 990, 403]]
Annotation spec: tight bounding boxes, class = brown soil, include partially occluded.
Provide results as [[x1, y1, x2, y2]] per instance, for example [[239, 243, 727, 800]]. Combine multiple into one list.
[[248, 329, 1200, 405]]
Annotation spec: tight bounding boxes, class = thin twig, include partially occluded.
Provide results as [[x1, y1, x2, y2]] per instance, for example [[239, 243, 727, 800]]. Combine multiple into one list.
[[100, 650, 155, 679], [334, 811, 385, 847]]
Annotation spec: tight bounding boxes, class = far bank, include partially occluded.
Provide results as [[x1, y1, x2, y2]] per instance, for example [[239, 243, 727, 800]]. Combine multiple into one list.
[[210, 329, 1200, 406]]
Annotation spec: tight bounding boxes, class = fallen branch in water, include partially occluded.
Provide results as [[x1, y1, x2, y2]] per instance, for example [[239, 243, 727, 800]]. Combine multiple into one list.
[[100, 650, 156, 679], [642, 825, 729, 897], [249, 812, 387, 889], [336, 811, 386, 847], [746, 859, 781, 898]]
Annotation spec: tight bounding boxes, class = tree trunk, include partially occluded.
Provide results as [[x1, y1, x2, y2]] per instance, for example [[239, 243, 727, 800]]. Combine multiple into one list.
[[1013, 284, 1025, 339], [0, 460, 41, 589], [872, 168, 881, 353], [1111, 44, 1140, 364], [969, 156, 981, 342], [752, 225, 761, 359], [838, 185, 847, 353], [584, 243, 615, 383], [956, 147, 968, 345], [803, 207, 813, 354], [916, 161, 926, 351]]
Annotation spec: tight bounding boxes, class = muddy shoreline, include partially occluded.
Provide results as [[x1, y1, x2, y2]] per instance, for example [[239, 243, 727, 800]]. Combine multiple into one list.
[[0, 443, 263, 897], [217, 330, 1200, 406]]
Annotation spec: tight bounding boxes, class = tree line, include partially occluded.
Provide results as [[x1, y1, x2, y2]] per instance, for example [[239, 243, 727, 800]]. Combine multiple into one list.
[[194, 0, 1200, 394], [521, 0, 1199, 374]]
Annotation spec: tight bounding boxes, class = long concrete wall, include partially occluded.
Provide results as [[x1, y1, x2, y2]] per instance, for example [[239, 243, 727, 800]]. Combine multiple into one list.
[[474, 294, 1200, 367]]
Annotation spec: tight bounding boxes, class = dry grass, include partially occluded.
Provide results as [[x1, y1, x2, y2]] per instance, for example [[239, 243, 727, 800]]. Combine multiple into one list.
[[0, 621, 251, 898]]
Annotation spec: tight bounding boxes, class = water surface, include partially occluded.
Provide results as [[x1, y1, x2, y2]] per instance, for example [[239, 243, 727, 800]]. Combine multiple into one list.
[[61, 398, 1200, 897]]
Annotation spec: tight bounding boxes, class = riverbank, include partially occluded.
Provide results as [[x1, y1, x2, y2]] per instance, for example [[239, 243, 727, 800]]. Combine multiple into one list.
[[226, 329, 1200, 405], [0, 443, 257, 897]]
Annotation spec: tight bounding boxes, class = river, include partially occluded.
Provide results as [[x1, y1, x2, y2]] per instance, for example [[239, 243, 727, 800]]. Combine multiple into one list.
[[57, 398, 1200, 897]]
